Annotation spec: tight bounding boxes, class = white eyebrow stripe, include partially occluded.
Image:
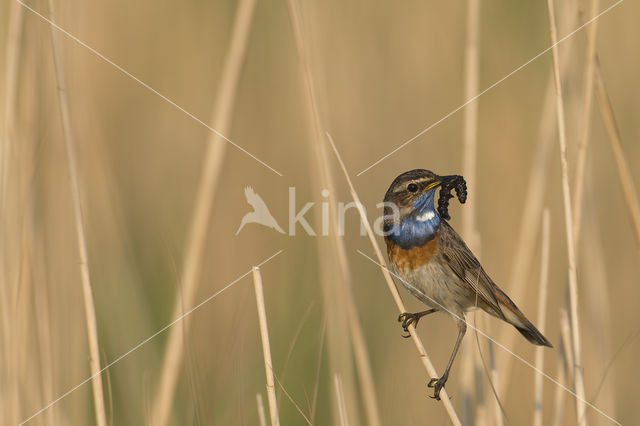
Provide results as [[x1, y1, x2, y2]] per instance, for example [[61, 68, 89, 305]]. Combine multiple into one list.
[[412, 177, 430, 183]]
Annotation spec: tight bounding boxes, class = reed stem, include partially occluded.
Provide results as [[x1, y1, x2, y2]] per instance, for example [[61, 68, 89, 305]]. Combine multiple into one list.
[[460, 0, 481, 419], [571, 0, 600, 244], [334, 374, 350, 426], [547, 0, 587, 425], [253, 267, 280, 426], [546, 1, 587, 422], [257, 393, 267, 426], [533, 209, 551, 426], [594, 58, 640, 246], [47, 1, 107, 424]]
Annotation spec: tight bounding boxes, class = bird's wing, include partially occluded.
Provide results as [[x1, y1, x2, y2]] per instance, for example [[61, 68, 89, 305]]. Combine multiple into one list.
[[245, 186, 268, 211], [438, 221, 503, 316], [245, 186, 256, 203]]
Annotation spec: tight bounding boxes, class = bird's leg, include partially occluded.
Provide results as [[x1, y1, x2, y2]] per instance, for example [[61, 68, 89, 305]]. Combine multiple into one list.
[[428, 316, 467, 400], [398, 309, 437, 338]]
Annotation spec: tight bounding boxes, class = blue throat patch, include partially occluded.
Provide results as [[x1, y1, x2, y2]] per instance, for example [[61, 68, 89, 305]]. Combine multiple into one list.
[[386, 189, 440, 249]]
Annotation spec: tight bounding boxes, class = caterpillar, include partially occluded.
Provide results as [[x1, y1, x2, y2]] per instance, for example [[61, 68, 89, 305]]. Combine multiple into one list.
[[438, 175, 467, 220]]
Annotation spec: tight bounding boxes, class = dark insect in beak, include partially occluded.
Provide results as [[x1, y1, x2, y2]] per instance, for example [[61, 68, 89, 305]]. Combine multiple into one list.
[[437, 175, 467, 220]]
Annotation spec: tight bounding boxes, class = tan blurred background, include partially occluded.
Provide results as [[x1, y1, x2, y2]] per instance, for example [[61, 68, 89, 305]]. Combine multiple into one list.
[[1, 0, 639, 425]]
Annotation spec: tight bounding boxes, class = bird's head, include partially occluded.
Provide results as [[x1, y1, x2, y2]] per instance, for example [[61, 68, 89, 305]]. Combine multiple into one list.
[[383, 169, 460, 224]]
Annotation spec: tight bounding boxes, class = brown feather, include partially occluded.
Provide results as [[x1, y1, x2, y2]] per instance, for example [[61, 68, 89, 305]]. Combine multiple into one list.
[[386, 233, 439, 272], [437, 221, 503, 316]]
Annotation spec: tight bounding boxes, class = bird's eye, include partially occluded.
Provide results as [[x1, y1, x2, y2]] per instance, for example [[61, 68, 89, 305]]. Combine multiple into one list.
[[407, 183, 418, 193]]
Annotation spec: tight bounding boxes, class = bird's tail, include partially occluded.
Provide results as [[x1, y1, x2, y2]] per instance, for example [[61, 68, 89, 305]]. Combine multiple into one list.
[[493, 287, 553, 347]]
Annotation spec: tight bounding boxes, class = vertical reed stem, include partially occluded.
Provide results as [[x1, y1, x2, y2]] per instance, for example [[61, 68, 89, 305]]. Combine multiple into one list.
[[47, 1, 107, 425], [461, 0, 481, 249], [1, 0, 23, 207], [1, 3, 24, 423], [253, 267, 280, 426], [553, 309, 573, 426], [571, 0, 599, 244], [546, 1, 587, 423], [460, 0, 481, 419], [334, 374, 350, 426], [257, 393, 267, 426], [594, 59, 640, 246], [533, 209, 551, 426]]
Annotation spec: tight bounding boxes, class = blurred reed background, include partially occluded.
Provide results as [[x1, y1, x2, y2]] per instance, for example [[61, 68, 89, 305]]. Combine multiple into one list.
[[1, 0, 639, 425]]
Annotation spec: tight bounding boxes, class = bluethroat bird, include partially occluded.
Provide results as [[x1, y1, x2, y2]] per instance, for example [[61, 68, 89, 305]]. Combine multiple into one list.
[[383, 169, 552, 400]]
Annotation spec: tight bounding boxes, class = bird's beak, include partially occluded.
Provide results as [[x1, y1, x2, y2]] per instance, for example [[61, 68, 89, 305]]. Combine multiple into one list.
[[424, 175, 457, 192]]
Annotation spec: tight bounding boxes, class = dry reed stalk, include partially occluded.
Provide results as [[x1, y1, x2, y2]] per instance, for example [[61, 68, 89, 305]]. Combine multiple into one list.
[[47, 1, 107, 424], [150, 0, 257, 424], [253, 267, 280, 426], [571, 0, 600, 244], [579, 207, 616, 422], [533, 209, 551, 426], [568, 18, 622, 421], [546, 0, 587, 422], [496, 1, 576, 396], [461, 0, 481, 251], [553, 309, 573, 426], [5, 39, 48, 426], [257, 393, 267, 426], [594, 57, 640, 246], [327, 133, 462, 426], [334, 374, 350, 426], [286, 2, 381, 425], [460, 0, 481, 418], [559, 309, 574, 385], [1, 3, 24, 423], [1, 0, 23, 207]]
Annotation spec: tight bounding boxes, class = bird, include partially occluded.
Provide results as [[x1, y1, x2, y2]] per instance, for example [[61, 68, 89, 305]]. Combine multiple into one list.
[[236, 186, 285, 235], [383, 169, 551, 400]]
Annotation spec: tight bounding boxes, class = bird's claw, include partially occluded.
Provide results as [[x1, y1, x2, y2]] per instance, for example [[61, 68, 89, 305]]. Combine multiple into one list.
[[398, 312, 421, 337], [427, 375, 448, 401]]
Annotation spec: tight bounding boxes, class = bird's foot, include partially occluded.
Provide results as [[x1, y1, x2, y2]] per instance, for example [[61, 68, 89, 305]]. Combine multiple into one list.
[[398, 312, 421, 338], [427, 374, 449, 401]]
